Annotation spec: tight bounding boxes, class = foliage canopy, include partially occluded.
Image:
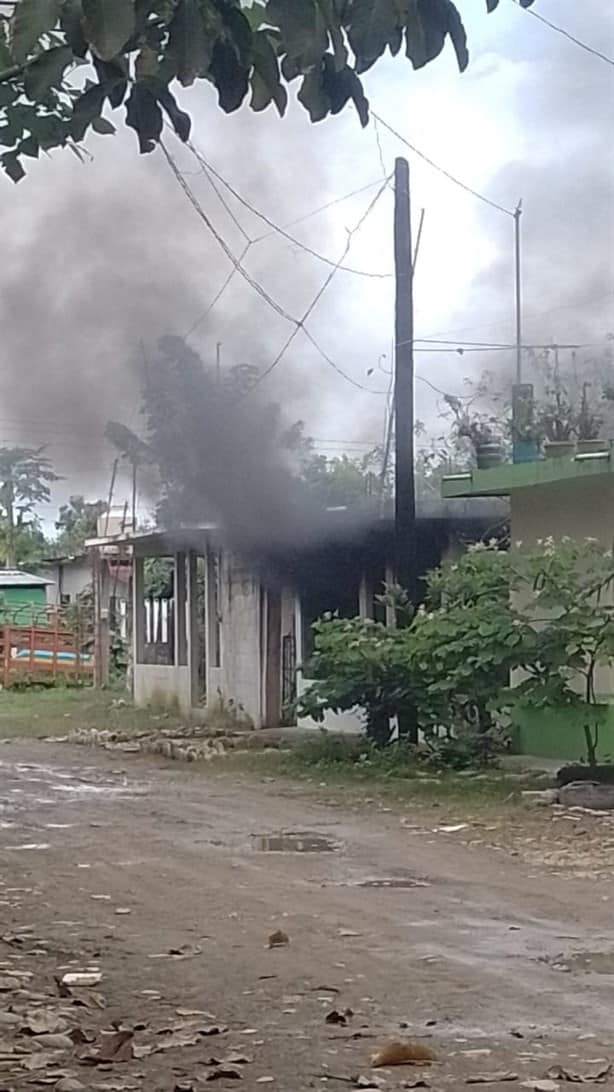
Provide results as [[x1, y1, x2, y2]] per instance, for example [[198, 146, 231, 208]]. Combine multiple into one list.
[[0, 0, 534, 181]]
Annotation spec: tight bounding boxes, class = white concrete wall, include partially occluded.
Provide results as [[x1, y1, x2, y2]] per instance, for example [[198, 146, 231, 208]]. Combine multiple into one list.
[[215, 553, 263, 728], [133, 664, 192, 715], [43, 559, 91, 605], [512, 478, 614, 545], [512, 478, 614, 700]]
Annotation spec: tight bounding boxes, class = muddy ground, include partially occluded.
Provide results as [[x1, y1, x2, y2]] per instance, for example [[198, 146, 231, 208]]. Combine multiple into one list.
[[0, 741, 613, 1091]]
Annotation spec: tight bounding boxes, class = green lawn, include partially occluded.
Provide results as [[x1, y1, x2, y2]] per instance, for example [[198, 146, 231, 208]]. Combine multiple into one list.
[[0, 685, 183, 739]]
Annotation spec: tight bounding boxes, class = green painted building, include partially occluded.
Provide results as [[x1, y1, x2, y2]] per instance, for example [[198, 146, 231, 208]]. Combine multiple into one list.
[[442, 447, 614, 760], [0, 570, 52, 626]]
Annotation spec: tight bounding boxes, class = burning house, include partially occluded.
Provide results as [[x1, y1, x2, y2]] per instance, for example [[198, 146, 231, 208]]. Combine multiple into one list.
[[88, 494, 506, 729]]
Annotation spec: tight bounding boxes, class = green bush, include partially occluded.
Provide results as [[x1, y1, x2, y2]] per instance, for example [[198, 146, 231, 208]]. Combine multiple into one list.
[[299, 539, 614, 769]]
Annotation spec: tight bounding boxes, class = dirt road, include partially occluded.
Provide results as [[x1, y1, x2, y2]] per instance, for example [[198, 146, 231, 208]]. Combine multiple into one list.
[[0, 741, 613, 1091]]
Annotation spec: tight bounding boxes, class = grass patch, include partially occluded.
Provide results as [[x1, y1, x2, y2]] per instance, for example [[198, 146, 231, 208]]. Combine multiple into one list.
[[220, 731, 547, 810], [0, 685, 187, 740]]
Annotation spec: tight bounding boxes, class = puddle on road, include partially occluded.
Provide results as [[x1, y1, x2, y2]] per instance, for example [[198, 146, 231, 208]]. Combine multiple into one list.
[[253, 831, 338, 853], [546, 950, 614, 974]]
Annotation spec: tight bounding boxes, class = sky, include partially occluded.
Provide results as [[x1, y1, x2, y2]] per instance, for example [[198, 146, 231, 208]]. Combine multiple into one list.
[[0, 0, 612, 532]]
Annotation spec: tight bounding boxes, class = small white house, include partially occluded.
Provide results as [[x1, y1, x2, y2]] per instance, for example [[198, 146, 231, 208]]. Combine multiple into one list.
[[42, 554, 92, 607], [88, 498, 505, 728]]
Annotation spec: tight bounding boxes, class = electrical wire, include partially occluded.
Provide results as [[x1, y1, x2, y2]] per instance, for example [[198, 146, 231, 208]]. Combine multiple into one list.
[[186, 140, 393, 280], [371, 112, 515, 217], [243, 178, 393, 394], [160, 140, 297, 326], [263, 179, 389, 235], [162, 137, 392, 396], [514, 0, 614, 68], [183, 242, 250, 340], [415, 290, 614, 343]]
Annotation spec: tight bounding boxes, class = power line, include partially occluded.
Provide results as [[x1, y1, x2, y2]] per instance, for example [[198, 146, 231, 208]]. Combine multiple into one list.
[[254, 179, 390, 236], [183, 242, 250, 340], [415, 290, 614, 343], [514, 0, 614, 69], [244, 178, 393, 394], [162, 137, 392, 396], [160, 140, 297, 326], [186, 141, 393, 280], [371, 112, 515, 217]]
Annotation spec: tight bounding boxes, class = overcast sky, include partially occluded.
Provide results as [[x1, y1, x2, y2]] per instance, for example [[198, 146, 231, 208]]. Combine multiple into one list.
[[0, 0, 612, 530]]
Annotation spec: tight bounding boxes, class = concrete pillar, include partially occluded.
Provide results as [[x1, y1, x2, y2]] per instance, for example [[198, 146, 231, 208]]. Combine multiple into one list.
[[133, 555, 145, 664], [174, 552, 187, 667], [186, 550, 200, 706], [358, 572, 373, 619]]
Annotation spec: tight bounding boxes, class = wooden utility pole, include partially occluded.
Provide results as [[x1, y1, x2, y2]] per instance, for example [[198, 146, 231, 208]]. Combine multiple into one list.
[[393, 157, 418, 744], [393, 157, 417, 606]]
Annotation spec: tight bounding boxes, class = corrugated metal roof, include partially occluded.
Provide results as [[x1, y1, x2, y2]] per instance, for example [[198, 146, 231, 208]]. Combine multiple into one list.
[[0, 569, 52, 587]]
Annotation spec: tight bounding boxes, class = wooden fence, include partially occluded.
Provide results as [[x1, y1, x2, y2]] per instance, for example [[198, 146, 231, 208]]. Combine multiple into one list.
[[0, 617, 93, 686]]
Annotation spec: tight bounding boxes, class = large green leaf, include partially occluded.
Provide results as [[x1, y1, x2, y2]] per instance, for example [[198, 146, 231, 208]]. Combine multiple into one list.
[[209, 38, 249, 112], [168, 0, 216, 86], [82, 0, 135, 61], [250, 29, 287, 115], [135, 43, 159, 80], [23, 42, 71, 98], [1, 150, 26, 181], [10, 0, 61, 63], [125, 81, 162, 153], [152, 81, 191, 141], [346, 0, 402, 74], [60, 0, 87, 57], [405, 0, 467, 72], [93, 56, 128, 107], [91, 114, 114, 133], [299, 53, 369, 127], [70, 79, 105, 139], [266, 0, 328, 70]]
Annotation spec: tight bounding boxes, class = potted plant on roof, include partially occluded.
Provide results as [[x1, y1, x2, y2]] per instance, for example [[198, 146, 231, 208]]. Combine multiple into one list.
[[576, 381, 605, 454], [455, 412, 505, 470], [536, 376, 576, 459], [511, 383, 541, 463]]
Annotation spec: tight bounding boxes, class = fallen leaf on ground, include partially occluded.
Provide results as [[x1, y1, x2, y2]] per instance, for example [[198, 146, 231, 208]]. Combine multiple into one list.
[[79, 1030, 134, 1065], [434, 824, 469, 833], [55, 1079, 86, 1091], [114, 908, 131, 916], [326, 1010, 348, 1026], [21, 1011, 69, 1036], [268, 930, 289, 949], [206, 1066, 243, 1081], [34, 1032, 74, 1050], [547, 1063, 612, 1082], [520, 1081, 559, 1091], [401, 1080, 430, 1089], [371, 1042, 435, 1068], [467, 1075, 518, 1085], [354, 1077, 386, 1089], [255, 1079, 274, 1085], [338, 930, 361, 938], [134, 1030, 201, 1057]]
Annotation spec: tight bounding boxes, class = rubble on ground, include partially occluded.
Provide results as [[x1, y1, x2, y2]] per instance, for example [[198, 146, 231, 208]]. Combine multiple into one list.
[[64, 724, 284, 763]]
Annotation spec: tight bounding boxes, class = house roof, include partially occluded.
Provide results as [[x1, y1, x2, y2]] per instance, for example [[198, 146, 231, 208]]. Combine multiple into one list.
[[85, 524, 220, 557], [42, 553, 86, 566], [0, 569, 52, 587], [442, 450, 614, 499]]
